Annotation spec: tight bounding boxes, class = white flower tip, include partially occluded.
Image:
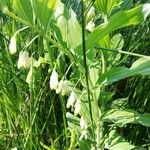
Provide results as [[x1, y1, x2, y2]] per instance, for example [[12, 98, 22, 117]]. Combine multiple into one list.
[[49, 69, 59, 90], [66, 91, 76, 108], [74, 100, 81, 115], [86, 20, 95, 31], [9, 36, 17, 55]]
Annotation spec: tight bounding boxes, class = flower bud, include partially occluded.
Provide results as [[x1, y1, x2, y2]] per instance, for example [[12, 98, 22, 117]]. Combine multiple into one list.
[[67, 91, 76, 108], [9, 35, 17, 55], [49, 69, 59, 90], [17, 51, 30, 69]]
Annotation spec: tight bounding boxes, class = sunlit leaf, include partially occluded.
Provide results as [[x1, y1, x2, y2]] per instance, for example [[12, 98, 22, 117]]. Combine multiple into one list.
[[33, 0, 58, 30], [98, 58, 150, 85], [104, 129, 135, 150], [102, 109, 150, 127], [53, 2, 82, 49], [13, 0, 33, 24]]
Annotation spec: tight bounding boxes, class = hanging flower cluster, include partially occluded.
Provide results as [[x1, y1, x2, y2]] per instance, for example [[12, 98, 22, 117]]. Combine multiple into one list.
[[49, 69, 71, 96], [49, 69, 89, 140], [17, 51, 38, 69], [67, 91, 82, 116], [49, 69, 82, 115]]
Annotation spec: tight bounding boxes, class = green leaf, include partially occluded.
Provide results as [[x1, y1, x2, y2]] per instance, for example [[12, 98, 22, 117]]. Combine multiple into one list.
[[53, 2, 82, 49], [111, 33, 124, 51], [66, 112, 80, 131], [13, 0, 33, 24], [98, 58, 150, 85], [102, 109, 150, 127], [103, 129, 135, 150], [33, 0, 58, 31], [109, 142, 135, 150], [76, 4, 149, 55]]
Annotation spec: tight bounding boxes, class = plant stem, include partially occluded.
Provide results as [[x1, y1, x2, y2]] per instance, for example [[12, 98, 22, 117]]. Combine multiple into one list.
[[81, 0, 95, 144]]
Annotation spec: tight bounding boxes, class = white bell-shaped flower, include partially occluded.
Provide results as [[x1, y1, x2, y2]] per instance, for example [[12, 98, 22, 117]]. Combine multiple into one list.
[[74, 99, 81, 115], [49, 69, 59, 90], [86, 20, 95, 32], [80, 116, 88, 130], [66, 91, 76, 108], [17, 51, 30, 69], [56, 80, 62, 94], [87, 6, 95, 19], [56, 80, 71, 95], [61, 80, 70, 95], [9, 35, 17, 55]]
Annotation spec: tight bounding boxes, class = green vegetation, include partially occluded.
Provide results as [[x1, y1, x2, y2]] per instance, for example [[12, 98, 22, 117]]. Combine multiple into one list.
[[0, 0, 150, 149]]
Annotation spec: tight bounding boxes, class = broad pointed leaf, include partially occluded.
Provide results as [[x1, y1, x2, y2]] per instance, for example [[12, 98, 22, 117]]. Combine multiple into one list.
[[98, 58, 150, 85], [33, 0, 58, 31], [54, 2, 82, 49], [102, 109, 150, 127]]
